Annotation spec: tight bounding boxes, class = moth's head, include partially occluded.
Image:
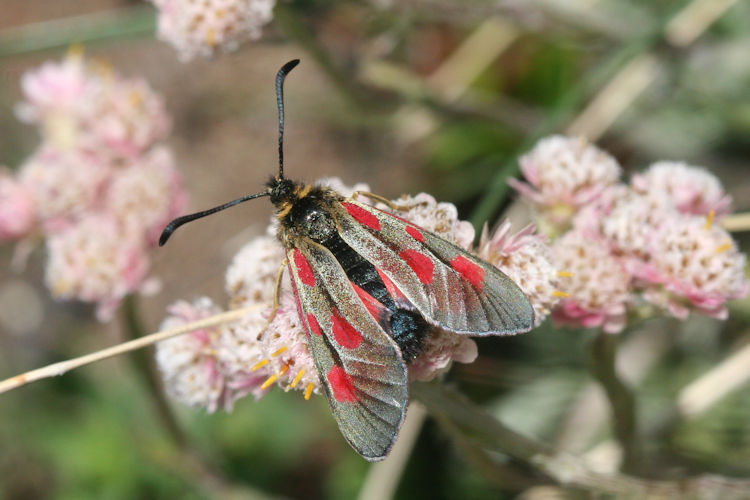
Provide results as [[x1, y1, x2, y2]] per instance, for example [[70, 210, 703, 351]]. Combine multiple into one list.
[[267, 177, 300, 207]]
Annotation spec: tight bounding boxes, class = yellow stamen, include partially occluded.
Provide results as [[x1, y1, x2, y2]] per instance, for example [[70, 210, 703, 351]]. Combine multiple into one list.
[[304, 383, 315, 400], [716, 242, 733, 253], [290, 369, 306, 388], [278, 364, 290, 376], [705, 210, 715, 230], [553, 290, 571, 298], [558, 271, 575, 278], [261, 374, 279, 390], [251, 359, 270, 372], [271, 346, 288, 357]]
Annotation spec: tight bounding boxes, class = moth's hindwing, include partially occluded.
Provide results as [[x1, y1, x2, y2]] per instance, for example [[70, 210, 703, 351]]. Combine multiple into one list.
[[333, 200, 535, 335], [286, 238, 408, 461]]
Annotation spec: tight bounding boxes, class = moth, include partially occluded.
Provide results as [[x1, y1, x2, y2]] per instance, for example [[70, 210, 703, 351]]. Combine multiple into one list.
[[160, 60, 534, 461]]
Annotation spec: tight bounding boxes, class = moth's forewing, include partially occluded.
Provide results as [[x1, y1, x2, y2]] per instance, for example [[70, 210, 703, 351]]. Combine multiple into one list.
[[287, 238, 408, 461], [333, 200, 534, 335]]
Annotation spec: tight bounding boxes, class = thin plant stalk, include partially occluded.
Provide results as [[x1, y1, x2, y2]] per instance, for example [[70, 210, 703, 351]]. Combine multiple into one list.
[[0, 304, 264, 394], [358, 403, 427, 500], [122, 294, 187, 449], [589, 331, 638, 473]]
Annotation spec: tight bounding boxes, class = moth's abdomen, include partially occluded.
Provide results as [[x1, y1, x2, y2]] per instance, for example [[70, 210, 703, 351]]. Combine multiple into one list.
[[318, 230, 428, 361]]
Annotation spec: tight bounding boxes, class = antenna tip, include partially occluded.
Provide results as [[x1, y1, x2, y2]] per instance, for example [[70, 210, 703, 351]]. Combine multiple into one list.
[[280, 59, 300, 74], [159, 224, 174, 246]]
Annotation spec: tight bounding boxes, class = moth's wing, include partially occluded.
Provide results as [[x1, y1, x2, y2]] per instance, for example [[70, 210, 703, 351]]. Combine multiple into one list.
[[286, 241, 408, 461], [333, 200, 534, 335]]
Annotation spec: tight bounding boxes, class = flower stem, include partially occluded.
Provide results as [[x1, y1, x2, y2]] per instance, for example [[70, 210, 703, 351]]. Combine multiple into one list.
[[588, 331, 638, 473], [413, 381, 750, 497], [358, 402, 426, 500], [432, 412, 543, 490], [122, 294, 187, 449]]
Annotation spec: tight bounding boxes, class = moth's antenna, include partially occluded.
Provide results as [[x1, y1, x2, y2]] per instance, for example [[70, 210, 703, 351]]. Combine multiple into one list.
[[276, 59, 300, 180], [159, 191, 269, 246]]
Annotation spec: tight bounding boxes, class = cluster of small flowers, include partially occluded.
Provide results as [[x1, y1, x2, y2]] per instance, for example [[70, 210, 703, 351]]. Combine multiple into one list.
[[150, 0, 276, 61], [156, 178, 560, 410], [0, 50, 187, 320], [512, 135, 748, 332]]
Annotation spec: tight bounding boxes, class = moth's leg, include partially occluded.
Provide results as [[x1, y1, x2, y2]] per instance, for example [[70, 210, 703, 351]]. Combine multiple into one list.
[[351, 191, 428, 212], [251, 259, 292, 382], [260, 258, 288, 334]]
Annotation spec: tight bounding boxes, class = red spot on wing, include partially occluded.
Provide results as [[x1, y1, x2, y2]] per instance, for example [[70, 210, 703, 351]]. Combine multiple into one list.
[[294, 248, 316, 287], [331, 312, 364, 349], [406, 226, 425, 242], [307, 313, 323, 336], [451, 255, 485, 290], [399, 249, 434, 284], [327, 365, 358, 403], [343, 202, 381, 231], [377, 268, 408, 302], [352, 283, 387, 321]]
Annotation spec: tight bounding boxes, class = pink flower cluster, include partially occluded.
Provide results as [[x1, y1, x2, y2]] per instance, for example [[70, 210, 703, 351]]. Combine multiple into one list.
[[2, 52, 187, 320], [513, 136, 749, 332], [150, 0, 276, 61], [156, 178, 558, 410]]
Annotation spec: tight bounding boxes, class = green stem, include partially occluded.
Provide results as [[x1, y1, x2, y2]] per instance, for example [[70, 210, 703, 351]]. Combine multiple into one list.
[[0, 6, 155, 58], [433, 412, 546, 490], [122, 294, 187, 450], [589, 331, 638, 473], [413, 381, 750, 497]]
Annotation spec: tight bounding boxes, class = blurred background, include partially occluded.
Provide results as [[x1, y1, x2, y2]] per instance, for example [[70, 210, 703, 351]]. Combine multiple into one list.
[[1, 0, 750, 498]]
